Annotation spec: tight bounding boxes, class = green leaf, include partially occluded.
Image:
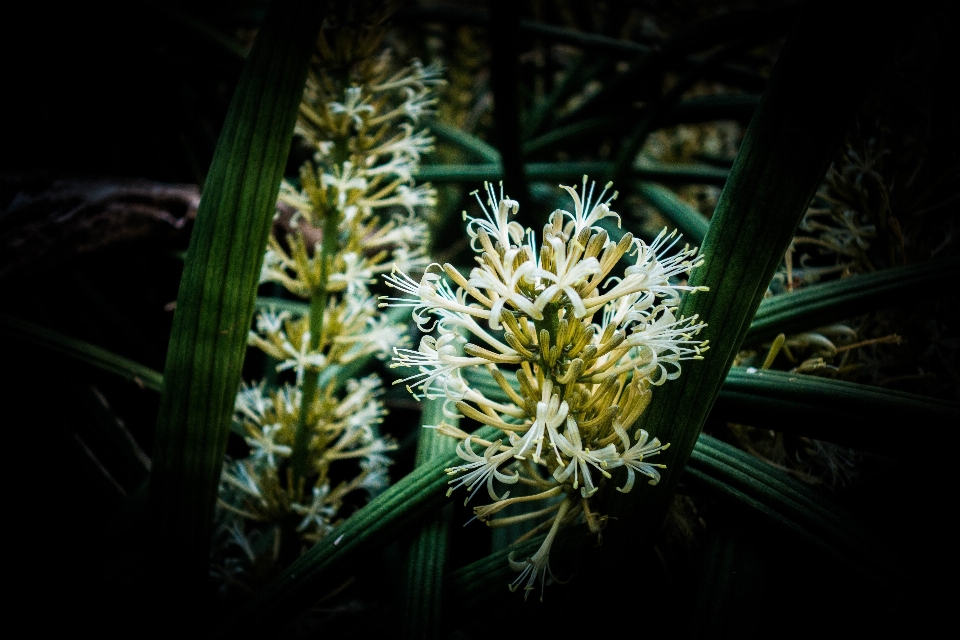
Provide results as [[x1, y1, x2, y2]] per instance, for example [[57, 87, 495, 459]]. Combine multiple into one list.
[[715, 367, 960, 455], [401, 399, 459, 640], [746, 257, 960, 342], [218, 426, 499, 637], [414, 161, 728, 186], [0, 313, 163, 391], [687, 434, 888, 575], [72, 383, 152, 492], [146, 0, 323, 590], [550, 6, 790, 130], [524, 56, 609, 138], [414, 162, 504, 182], [599, 7, 901, 550], [526, 96, 759, 159], [254, 295, 311, 317], [629, 162, 729, 186], [427, 119, 501, 164], [519, 20, 648, 56], [450, 523, 591, 610], [636, 182, 711, 245], [662, 94, 760, 126], [464, 356, 960, 458], [66, 430, 129, 506], [690, 515, 767, 638]]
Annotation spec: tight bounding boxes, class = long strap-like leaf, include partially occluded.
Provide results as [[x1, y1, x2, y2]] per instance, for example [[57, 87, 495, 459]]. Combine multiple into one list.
[[636, 182, 711, 245], [220, 426, 499, 638], [147, 0, 322, 595], [401, 400, 459, 640], [427, 119, 501, 163], [415, 161, 729, 185], [715, 367, 960, 455], [598, 6, 901, 551], [450, 431, 891, 611], [0, 313, 164, 391], [746, 257, 960, 342]]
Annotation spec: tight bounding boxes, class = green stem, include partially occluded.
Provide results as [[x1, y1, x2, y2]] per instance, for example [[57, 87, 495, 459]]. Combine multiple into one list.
[[290, 207, 341, 484]]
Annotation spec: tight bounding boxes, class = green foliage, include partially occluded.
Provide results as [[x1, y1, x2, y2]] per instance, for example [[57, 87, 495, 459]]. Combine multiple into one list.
[[401, 399, 460, 640], [220, 426, 498, 636], [599, 7, 903, 547], [747, 257, 960, 342], [0, 314, 163, 392], [716, 367, 960, 454], [147, 0, 322, 594], [8, 2, 956, 638]]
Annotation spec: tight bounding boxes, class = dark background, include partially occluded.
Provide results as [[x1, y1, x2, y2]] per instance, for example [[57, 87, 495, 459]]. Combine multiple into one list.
[[1, 1, 957, 637]]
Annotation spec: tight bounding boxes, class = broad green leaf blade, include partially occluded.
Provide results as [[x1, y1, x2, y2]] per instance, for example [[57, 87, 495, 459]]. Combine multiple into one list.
[[0, 313, 163, 391], [746, 257, 960, 342], [401, 399, 459, 640], [715, 368, 960, 455], [600, 7, 901, 545], [636, 182, 710, 245], [219, 426, 498, 638], [147, 0, 322, 585]]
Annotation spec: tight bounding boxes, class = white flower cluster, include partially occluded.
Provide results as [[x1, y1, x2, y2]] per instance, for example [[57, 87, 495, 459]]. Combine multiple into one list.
[[221, 375, 392, 542], [384, 177, 708, 599], [265, 56, 443, 298], [213, 43, 442, 588]]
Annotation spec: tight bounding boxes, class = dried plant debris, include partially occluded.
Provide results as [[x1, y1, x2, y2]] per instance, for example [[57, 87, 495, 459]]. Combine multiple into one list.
[[730, 20, 960, 484], [0, 176, 199, 278]]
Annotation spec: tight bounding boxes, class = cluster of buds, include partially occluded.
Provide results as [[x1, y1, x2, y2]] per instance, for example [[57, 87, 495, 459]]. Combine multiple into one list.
[[384, 177, 708, 599], [213, 25, 442, 588]]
